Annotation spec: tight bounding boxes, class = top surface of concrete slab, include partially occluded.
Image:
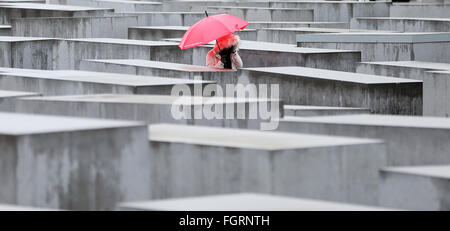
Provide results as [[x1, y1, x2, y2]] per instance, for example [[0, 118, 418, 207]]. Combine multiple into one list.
[[164, 38, 359, 54], [207, 6, 312, 10], [281, 114, 450, 130], [96, 0, 161, 4], [0, 68, 210, 86], [284, 105, 369, 111], [262, 27, 396, 33], [360, 61, 450, 70], [0, 36, 53, 42], [66, 38, 179, 46], [119, 193, 391, 211], [149, 124, 382, 151], [0, 3, 112, 11], [0, 204, 56, 211], [0, 112, 142, 136], [129, 26, 189, 30], [427, 70, 450, 75], [243, 66, 421, 84], [382, 165, 450, 179], [21, 94, 276, 105], [355, 17, 450, 22], [296, 32, 450, 43], [0, 90, 39, 98], [85, 59, 234, 72]]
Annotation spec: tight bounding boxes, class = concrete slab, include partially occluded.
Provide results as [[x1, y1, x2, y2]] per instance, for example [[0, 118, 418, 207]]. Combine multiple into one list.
[[0, 24, 10, 36], [239, 66, 422, 115], [0, 204, 56, 211], [246, 21, 349, 30], [423, 70, 450, 117], [128, 26, 257, 41], [0, 36, 55, 69], [284, 105, 370, 117], [112, 12, 220, 27], [257, 27, 398, 44], [268, 1, 391, 22], [163, 38, 361, 72], [11, 16, 140, 39], [0, 90, 40, 98], [0, 68, 210, 96], [350, 17, 450, 32], [390, 3, 450, 18], [79, 59, 237, 86], [161, 0, 269, 12], [48, 0, 162, 12], [0, 3, 114, 24], [278, 114, 450, 166], [0, 94, 282, 130], [297, 32, 450, 62], [205, 6, 314, 22], [0, 112, 151, 210], [147, 123, 386, 205], [356, 61, 450, 80], [380, 165, 450, 210], [118, 193, 393, 211]]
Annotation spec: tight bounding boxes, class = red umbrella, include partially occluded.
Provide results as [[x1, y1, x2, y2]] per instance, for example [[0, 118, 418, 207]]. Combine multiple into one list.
[[178, 12, 249, 50]]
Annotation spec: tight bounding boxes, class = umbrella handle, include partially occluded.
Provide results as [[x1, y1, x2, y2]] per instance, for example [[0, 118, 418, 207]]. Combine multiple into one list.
[[205, 11, 208, 17]]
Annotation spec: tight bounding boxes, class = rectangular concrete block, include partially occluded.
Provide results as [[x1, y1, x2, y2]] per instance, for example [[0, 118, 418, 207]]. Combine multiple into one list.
[[0, 36, 55, 69], [423, 71, 450, 117], [161, 0, 269, 12], [11, 16, 140, 39], [390, 3, 450, 18], [380, 165, 450, 210], [0, 94, 282, 130], [257, 27, 397, 44], [0, 68, 210, 96], [284, 105, 370, 117], [78, 59, 238, 86], [356, 61, 450, 80], [112, 12, 220, 27], [205, 6, 314, 22], [118, 193, 393, 211], [0, 112, 151, 210], [246, 21, 349, 30], [0, 3, 114, 24], [128, 26, 256, 41], [269, 1, 390, 22], [0, 204, 57, 211], [350, 17, 450, 32], [49, 0, 162, 12], [278, 114, 450, 166], [0, 25, 11, 36], [164, 39, 361, 72], [148, 124, 387, 205], [239, 66, 422, 115], [297, 32, 450, 62]]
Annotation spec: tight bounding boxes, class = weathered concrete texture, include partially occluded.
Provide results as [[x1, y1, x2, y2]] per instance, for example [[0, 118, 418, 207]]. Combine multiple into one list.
[[0, 36, 55, 69], [350, 17, 450, 32], [0, 94, 282, 130], [128, 26, 256, 41], [53, 38, 180, 70], [356, 61, 450, 80], [269, 1, 391, 22], [118, 193, 394, 211], [48, 0, 162, 12], [423, 71, 450, 117], [0, 25, 11, 36], [148, 124, 386, 205], [161, 0, 269, 12], [0, 68, 210, 96], [0, 3, 114, 24], [205, 6, 314, 22], [380, 165, 450, 211], [0, 90, 41, 112], [278, 114, 450, 166], [246, 21, 349, 30], [164, 39, 361, 72], [79, 59, 238, 86], [257, 27, 397, 44], [297, 32, 450, 62], [390, 3, 450, 18], [12, 16, 140, 39], [239, 67, 422, 115], [284, 105, 370, 117], [0, 112, 151, 210], [0, 204, 57, 211], [112, 12, 220, 27]]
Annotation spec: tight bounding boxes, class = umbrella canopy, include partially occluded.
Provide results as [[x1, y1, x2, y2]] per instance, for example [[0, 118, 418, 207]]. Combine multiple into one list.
[[178, 13, 249, 50]]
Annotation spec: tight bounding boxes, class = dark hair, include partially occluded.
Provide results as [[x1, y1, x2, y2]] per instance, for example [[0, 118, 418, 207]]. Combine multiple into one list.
[[218, 47, 235, 69]]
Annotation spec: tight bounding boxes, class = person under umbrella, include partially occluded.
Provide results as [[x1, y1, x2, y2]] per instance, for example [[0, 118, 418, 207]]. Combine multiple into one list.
[[206, 33, 243, 70]]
